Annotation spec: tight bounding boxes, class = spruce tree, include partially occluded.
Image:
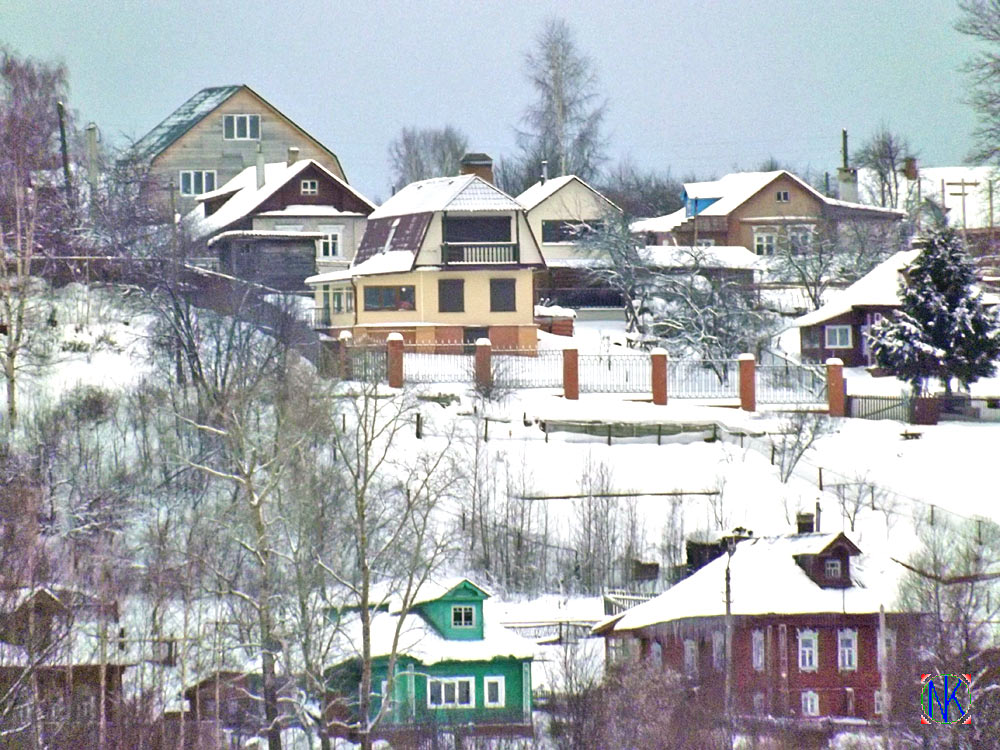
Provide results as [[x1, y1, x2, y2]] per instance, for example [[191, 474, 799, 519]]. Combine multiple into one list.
[[869, 226, 1000, 395]]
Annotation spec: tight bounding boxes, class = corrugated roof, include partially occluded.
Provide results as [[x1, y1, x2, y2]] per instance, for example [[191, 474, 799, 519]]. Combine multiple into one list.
[[370, 174, 521, 219], [132, 85, 241, 160]]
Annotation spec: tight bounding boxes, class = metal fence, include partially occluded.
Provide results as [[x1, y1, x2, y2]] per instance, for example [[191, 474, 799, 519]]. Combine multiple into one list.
[[756, 362, 828, 404], [345, 347, 387, 383], [578, 353, 652, 393], [668, 360, 739, 399], [493, 351, 564, 389], [847, 394, 910, 421], [403, 351, 475, 383]]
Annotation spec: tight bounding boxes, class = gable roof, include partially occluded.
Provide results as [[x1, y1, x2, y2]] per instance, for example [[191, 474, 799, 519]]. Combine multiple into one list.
[[794, 249, 921, 327], [410, 577, 492, 608], [183, 159, 375, 239], [631, 207, 687, 234], [370, 174, 521, 219], [516, 174, 621, 213], [600, 532, 901, 634]]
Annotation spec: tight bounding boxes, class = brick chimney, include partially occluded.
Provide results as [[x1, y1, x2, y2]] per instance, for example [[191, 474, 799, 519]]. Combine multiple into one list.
[[287, 146, 300, 166], [460, 153, 494, 184], [796, 512, 815, 534]]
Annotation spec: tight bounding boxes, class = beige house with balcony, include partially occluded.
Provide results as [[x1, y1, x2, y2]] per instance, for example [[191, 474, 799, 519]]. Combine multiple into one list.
[[306, 171, 545, 351]]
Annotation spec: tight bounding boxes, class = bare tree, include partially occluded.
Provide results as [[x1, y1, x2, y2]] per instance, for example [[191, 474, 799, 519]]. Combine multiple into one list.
[[598, 158, 682, 218], [387, 125, 469, 189], [957, 2, 1000, 164], [768, 412, 831, 484], [853, 126, 915, 209]]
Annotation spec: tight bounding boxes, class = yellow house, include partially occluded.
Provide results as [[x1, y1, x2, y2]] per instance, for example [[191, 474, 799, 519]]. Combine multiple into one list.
[[306, 172, 546, 351], [516, 175, 620, 261]]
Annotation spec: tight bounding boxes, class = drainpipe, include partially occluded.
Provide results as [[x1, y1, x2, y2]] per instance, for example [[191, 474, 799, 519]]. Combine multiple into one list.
[[256, 143, 265, 189]]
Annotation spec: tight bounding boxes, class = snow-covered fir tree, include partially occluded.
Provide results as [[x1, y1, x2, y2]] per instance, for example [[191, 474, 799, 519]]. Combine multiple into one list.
[[869, 225, 1000, 395]]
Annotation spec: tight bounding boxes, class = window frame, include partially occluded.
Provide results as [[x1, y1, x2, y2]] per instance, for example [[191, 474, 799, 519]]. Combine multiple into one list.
[[451, 605, 475, 629], [363, 285, 414, 311], [438, 279, 466, 313], [801, 690, 819, 716], [754, 231, 776, 256], [489, 278, 517, 312], [838, 628, 858, 671], [317, 225, 343, 259], [824, 325, 852, 349], [427, 677, 475, 709], [179, 169, 217, 197], [752, 629, 765, 671], [223, 114, 261, 141], [798, 629, 818, 672], [776, 190, 791, 203], [484, 676, 506, 708], [825, 558, 842, 578], [874, 689, 886, 715], [301, 179, 319, 196]]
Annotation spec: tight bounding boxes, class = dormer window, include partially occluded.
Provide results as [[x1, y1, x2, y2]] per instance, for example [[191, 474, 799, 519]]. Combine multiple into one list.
[[825, 558, 842, 578], [452, 605, 474, 628]]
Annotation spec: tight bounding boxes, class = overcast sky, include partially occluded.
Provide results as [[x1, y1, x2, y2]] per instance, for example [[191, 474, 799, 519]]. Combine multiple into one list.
[[5, 0, 981, 203]]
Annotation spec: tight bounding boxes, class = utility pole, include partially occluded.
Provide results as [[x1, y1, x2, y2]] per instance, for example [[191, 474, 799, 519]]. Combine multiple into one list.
[[724, 541, 735, 748], [946, 179, 979, 235]]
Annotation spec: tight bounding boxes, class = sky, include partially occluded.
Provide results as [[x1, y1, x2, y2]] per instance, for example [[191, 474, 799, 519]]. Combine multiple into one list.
[[3, 0, 983, 204]]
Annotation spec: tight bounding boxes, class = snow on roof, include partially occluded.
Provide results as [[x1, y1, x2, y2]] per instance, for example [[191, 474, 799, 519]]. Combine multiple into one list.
[[794, 249, 921, 327], [305, 249, 415, 285], [257, 204, 366, 217], [607, 533, 901, 633], [516, 174, 620, 212], [184, 159, 374, 239], [132, 85, 241, 160], [639, 245, 762, 270], [370, 174, 521, 219], [859, 165, 997, 228], [631, 207, 687, 234], [206, 229, 325, 247], [408, 577, 491, 608]]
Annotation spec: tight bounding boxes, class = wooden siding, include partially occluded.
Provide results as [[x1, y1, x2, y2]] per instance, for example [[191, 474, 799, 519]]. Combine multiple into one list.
[[217, 238, 316, 291]]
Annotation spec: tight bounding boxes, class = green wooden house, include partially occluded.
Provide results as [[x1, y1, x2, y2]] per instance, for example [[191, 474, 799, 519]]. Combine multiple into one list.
[[327, 578, 535, 743]]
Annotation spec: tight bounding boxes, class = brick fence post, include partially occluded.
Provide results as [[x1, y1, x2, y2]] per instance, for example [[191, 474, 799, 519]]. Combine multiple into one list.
[[475, 338, 492, 391], [563, 348, 579, 400], [338, 330, 353, 380], [387, 332, 404, 388], [826, 357, 846, 417], [739, 353, 756, 412], [651, 348, 668, 406]]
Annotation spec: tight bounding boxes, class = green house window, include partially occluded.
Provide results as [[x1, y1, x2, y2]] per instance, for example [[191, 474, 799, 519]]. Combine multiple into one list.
[[428, 677, 474, 708], [452, 605, 474, 628], [485, 676, 505, 707]]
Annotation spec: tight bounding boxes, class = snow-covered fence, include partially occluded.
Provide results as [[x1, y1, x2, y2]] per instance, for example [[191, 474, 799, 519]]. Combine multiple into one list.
[[756, 363, 828, 405], [403, 349, 475, 383], [578, 353, 652, 394], [668, 360, 739, 399], [493, 351, 564, 389]]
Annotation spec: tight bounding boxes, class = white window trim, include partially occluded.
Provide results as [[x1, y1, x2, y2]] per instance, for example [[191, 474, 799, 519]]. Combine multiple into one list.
[[301, 179, 319, 195], [798, 629, 818, 672], [752, 629, 765, 672], [838, 628, 858, 671], [825, 325, 852, 349], [317, 225, 344, 259], [427, 676, 475, 709], [223, 113, 260, 140], [825, 558, 842, 578], [777, 190, 791, 203], [178, 169, 217, 197], [484, 676, 506, 708], [874, 689, 887, 715], [451, 605, 475, 629], [801, 690, 819, 716], [754, 231, 776, 256]]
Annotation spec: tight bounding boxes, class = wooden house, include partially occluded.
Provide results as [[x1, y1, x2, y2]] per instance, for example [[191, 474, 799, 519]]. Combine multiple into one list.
[[594, 530, 922, 737], [306, 161, 545, 351], [184, 153, 375, 291], [131, 85, 348, 215], [326, 578, 535, 744]]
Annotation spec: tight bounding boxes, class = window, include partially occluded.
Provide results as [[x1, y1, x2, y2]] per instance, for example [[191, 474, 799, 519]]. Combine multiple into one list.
[[490, 278, 516, 312], [332, 291, 344, 314], [753, 692, 766, 715], [301, 179, 319, 195], [874, 689, 886, 715], [541, 220, 602, 244], [318, 225, 343, 258], [179, 170, 217, 196], [428, 677, 474, 708], [798, 629, 818, 672], [825, 325, 852, 349], [452, 605, 475, 628], [712, 631, 725, 671], [787, 225, 812, 253], [346, 290, 354, 312], [754, 231, 776, 256], [801, 690, 819, 716], [695, 238, 715, 246], [683, 639, 699, 678], [223, 114, 260, 140], [752, 629, 765, 671], [776, 190, 790, 202], [439, 279, 465, 312], [879, 628, 897, 669], [825, 558, 842, 578], [838, 628, 858, 671], [485, 676, 505, 707], [363, 286, 414, 311], [444, 216, 511, 243]]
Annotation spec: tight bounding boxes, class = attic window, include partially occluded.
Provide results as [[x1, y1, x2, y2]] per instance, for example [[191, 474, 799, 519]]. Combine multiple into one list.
[[301, 179, 319, 195], [825, 558, 842, 578], [223, 114, 260, 140], [452, 605, 474, 628], [777, 190, 790, 202]]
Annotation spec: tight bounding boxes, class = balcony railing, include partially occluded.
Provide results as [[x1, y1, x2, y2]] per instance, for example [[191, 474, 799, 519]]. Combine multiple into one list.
[[442, 242, 519, 264]]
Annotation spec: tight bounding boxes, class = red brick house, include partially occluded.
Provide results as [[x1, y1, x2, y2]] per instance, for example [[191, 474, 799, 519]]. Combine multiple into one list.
[[594, 530, 921, 733]]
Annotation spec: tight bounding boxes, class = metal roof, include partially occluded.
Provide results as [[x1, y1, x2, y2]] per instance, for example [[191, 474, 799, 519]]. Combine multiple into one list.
[[132, 85, 241, 160]]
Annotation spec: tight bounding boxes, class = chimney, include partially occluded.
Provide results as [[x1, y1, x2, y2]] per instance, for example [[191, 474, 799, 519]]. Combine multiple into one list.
[[541, 159, 549, 185], [287, 146, 300, 166], [459, 152, 494, 184], [796, 512, 815, 534], [256, 143, 265, 189], [837, 166, 858, 203]]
